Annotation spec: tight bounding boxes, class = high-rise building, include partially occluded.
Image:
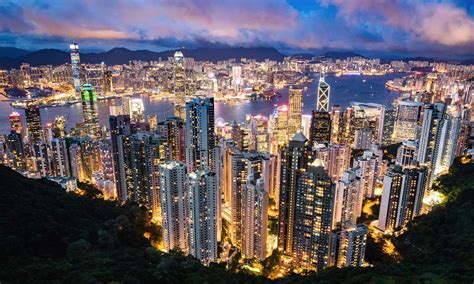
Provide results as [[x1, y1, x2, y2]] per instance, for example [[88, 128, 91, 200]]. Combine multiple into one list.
[[353, 148, 381, 198], [288, 87, 303, 138], [350, 102, 385, 145], [6, 131, 25, 171], [353, 127, 372, 150], [293, 159, 335, 270], [187, 170, 218, 264], [269, 105, 289, 154], [9, 112, 22, 135], [129, 132, 167, 216], [309, 111, 331, 146], [330, 105, 342, 144], [54, 116, 66, 138], [158, 117, 186, 162], [70, 43, 81, 97], [81, 84, 101, 138], [278, 132, 309, 254], [33, 142, 49, 177], [129, 97, 145, 123], [377, 166, 427, 232], [25, 102, 43, 143], [173, 51, 186, 120], [159, 161, 187, 252], [50, 138, 70, 177], [313, 143, 351, 182], [392, 101, 423, 143], [334, 169, 363, 228], [396, 140, 418, 167], [109, 115, 132, 201], [147, 115, 158, 132], [241, 174, 268, 260], [185, 97, 217, 172], [329, 223, 368, 268], [317, 73, 330, 112]]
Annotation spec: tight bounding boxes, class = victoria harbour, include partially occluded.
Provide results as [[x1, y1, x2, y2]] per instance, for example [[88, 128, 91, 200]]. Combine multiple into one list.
[[0, 73, 403, 134]]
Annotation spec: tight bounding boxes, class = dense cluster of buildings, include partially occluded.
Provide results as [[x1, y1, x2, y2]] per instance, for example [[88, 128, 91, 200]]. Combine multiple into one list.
[[0, 44, 472, 274]]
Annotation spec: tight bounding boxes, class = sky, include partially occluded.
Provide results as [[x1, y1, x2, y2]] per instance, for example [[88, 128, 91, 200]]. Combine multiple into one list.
[[1, 0, 474, 58]]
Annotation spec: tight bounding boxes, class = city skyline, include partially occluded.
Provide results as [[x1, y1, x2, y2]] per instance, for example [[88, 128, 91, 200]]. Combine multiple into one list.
[[1, 1, 474, 58]]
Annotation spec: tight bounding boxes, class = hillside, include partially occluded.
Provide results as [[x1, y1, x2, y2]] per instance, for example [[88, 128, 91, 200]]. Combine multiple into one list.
[[0, 159, 473, 283]]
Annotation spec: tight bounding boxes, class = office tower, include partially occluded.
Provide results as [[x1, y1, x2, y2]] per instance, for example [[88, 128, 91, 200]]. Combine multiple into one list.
[[157, 117, 186, 162], [9, 112, 22, 135], [382, 108, 396, 146], [241, 174, 268, 260], [50, 138, 70, 177], [329, 224, 368, 268], [353, 127, 372, 150], [293, 159, 335, 270], [246, 114, 269, 153], [377, 166, 427, 232], [25, 102, 43, 143], [187, 170, 218, 264], [334, 169, 363, 228], [269, 105, 289, 154], [109, 115, 132, 201], [224, 149, 270, 247], [350, 102, 385, 145], [81, 84, 101, 139], [313, 143, 351, 182], [278, 132, 308, 254], [309, 111, 331, 146], [54, 116, 66, 138], [69, 137, 101, 182], [392, 101, 423, 143], [98, 140, 115, 198], [301, 114, 312, 138], [102, 70, 113, 94], [317, 73, 330, 112], [185, 97, 217, 172], [330, 105, 342, 144], [70, 43, 81, 97], [147, 115, 158, 132], [6, 131, 25, 171], [33, 142, 49, 177], [129, 133, 167, 216], [288, 87, 303, 138], [173, 51, 186, 120], [129, 97, 145, 123], [396, 140, 418, 167], [232, 65, 242, 92], [159, 161, 187, 252], [231, 121, 245, 151]]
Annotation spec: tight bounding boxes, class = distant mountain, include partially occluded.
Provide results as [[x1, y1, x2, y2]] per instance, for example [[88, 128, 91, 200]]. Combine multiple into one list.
[[461, 58, 474, 65], [319, 51, 365, 59], [0, 47, 31, 58], [0, 47, 286, 69]]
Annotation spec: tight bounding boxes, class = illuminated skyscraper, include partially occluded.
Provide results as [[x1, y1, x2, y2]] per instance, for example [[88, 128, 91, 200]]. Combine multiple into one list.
[[313, 143, 351, 182], [50, 138, 70, 177], [9, 112, 22, 136], [350, 102, 385, 145], [330, 105, 342, 144], [173, 51, 186, 120], [70, 43, 81, 97], [147, 115, 158, 132], [396, 140, 418, 167], [6, 131, 25, 171], [377, 166, 427, 232], [329, 223, 368, 268], [317, 73, 330, 112], [392, 101, 423, 143], [269, 105, 289, 154], [158, 117, 186, 162], [129, 97, 145, 123], [159, 161, 187, 252], [81, 84, 101, 138], [293, 159, 335, 270], [278, 132, 309, 254], [334, 169, 363, 228], [54, 116, 66, 138], [25, 102, 43, 143], [309, 111, 331, 146], [288, 87, 303, 138], [109, 115, 132, 201], [187, 170, 218, 263]]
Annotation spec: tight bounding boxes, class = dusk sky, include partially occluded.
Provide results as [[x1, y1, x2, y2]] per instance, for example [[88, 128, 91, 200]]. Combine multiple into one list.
[[1, 0, 474, 58]]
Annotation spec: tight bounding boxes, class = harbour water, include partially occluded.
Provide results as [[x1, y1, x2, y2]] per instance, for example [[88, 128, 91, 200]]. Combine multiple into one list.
[[0, 73, 405, 134]]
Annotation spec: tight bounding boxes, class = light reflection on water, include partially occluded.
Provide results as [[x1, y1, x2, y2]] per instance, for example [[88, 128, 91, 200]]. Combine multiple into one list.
[[0, 73, 404, 134]]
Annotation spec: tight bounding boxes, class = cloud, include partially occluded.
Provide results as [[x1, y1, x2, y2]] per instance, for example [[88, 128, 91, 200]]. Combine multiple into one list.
[[0, 0, 473, 57]]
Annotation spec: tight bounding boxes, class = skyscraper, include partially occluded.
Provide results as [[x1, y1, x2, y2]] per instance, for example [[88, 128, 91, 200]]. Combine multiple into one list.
[[293, 159, 335, 270], [185, 97, 217, 172], [109, 115, 132, 201], [9, 112, 22, 136], [159, 161, 187, 252], [317, 73, 330, 112], [313, 143, 351, 182], [396, 140, 418, 167], [330, 105, 342, 144], [173, 51, 186, 120], [350, 102, 386, 145], [129, 97, 145, 123], [377, 166, 427, 232], [334, 169, 363, 228], [81, 84, 101, 138], [392, 101, 423, 143], [50, 138, 70, 177], [329, 223, 368, 268], [157, 117, 186, 162], [6, 131, 25, 171], [288, 87, 303, 138], [278, 132, 309, 254], [70, 43, 81, 98], [187, 170, 218, 264], [25, 102, 43, 143], [309, 111, 331, 146]]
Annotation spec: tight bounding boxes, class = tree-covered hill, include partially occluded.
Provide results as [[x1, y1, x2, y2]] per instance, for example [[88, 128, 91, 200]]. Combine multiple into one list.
[[0, 159, 473, 283]]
